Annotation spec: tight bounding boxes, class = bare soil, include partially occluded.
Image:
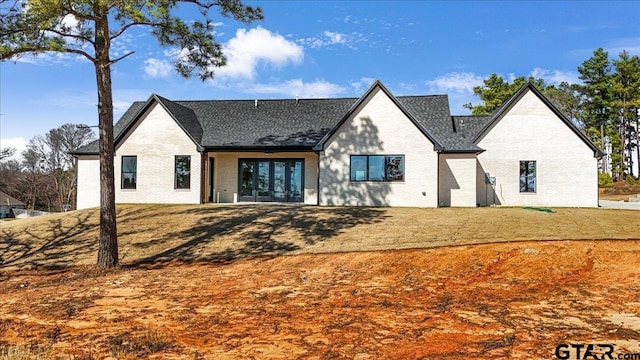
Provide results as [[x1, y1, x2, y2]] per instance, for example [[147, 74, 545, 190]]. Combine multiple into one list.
[[1, 206, 639, 359]]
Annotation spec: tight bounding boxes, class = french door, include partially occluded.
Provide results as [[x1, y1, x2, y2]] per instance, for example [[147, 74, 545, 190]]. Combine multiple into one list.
[[238, 159, 304, 202]]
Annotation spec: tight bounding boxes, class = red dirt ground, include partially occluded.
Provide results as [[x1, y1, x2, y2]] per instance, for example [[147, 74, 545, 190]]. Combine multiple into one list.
[[1, 240, 639, 359]]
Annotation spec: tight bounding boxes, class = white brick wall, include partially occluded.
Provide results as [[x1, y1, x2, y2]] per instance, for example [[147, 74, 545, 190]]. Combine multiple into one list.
[[319, 87, 439, 207], [477, 89, 598, 207], [114, 103, 202, 204], [76, 155, 100, 209], [438, 153, 477, 207], [75, 102, 202, 209]]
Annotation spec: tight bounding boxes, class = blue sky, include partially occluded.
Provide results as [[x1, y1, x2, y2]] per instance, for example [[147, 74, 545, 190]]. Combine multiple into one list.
[[1, 1, 639, 159]]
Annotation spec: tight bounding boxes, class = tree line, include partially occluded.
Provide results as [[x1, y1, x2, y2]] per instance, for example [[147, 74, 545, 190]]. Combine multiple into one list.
[[465, 48, 640, 182], [0, 124, 95, 212]]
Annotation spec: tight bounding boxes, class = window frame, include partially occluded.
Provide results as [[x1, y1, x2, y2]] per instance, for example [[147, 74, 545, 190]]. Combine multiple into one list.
[[519, 160, 536, 193], [175, 155, 191, 189], [121, 155, 137, 190], [349, 154, 405, 182]]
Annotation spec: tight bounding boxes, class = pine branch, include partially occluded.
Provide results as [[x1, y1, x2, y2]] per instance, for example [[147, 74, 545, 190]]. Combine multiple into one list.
[[110, 21, 158, 41], [45, 27, 95, 45], [108, 51, 135, 65]]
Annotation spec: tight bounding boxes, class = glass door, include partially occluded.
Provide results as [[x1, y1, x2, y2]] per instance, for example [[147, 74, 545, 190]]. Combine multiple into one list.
[[273, 161, 286, 202], [256, 160, 272, 202], [238, 160, 255, 201], [288, 160, 303, 202], [238, 158, 304, 203]]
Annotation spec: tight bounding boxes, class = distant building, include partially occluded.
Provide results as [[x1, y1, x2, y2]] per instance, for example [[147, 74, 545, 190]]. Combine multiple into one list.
[[0, 191, 26, 218]]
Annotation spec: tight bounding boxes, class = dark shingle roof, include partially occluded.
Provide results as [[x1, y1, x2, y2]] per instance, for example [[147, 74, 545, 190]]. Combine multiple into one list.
[[71, 82, 495, 155], [0, 191, 25, 207], [156, 96, 203, 145], [397, 96, 487, 152], [177, 98, 356, 148], [444, 115, 493, 152]]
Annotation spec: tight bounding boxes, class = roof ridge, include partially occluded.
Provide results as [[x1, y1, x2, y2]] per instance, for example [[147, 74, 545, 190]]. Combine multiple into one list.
[[174, 97, 361, 103]]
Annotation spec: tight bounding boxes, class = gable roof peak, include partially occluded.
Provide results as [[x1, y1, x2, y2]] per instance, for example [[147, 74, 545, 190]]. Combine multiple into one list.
[[313, 78, 445, 151], [473, 80, 604, 158]]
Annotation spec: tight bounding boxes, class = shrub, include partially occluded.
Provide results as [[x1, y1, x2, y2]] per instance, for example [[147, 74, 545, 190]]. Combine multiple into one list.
[[598, 172, 613, 188], [624, 174, 639, 186]]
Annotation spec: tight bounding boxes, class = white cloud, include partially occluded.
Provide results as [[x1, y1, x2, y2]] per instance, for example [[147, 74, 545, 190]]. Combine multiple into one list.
[[10, 51, 81, 65], [0, 137, 28, 162], [397, 82, 418, 93], [111, 32, 136, 58], [529, 68, 579, 85], [143, 58, 173, 78], [212, 21, 225, 36], [424, 72, 487, 115], [245, 79, 345, 98], [297, 30, 364, 49], [350, 77, 376, 92], [425, 72, 484, 94], [606, 37, 640, 58], [58, 14, 79, 30], [423, 69, 583, 115], [216, 26, 304, 80], [324, 31, 345, 45]]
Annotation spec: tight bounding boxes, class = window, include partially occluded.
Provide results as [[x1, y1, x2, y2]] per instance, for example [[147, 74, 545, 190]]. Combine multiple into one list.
[[121, 156, 137, 189], [350, 155, 405, 182], [519, 161, 536, 193], [175, 155, 191, 189]]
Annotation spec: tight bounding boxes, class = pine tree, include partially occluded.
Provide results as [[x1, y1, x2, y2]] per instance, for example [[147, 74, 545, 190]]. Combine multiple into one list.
[[611, 51, 640, 178], [578, 48, 614, 176], [464, 74, 546, 115], [1, 0, 263, 268]]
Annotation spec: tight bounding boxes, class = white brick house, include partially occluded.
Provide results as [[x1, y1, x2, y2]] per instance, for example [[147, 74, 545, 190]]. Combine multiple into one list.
[[72, 81, 603, 209]]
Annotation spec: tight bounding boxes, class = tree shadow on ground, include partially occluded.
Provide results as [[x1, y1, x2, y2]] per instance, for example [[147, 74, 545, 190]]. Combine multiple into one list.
[[127, 205, 389, 269], [0, 211, 99, 270], [0, 204, 389, 271]]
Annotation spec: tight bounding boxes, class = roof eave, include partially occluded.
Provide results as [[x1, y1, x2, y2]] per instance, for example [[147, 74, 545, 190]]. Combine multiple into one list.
[[69, 151, 99, 156], [440, 148, 485, 154], [205, 145, 316, 152]]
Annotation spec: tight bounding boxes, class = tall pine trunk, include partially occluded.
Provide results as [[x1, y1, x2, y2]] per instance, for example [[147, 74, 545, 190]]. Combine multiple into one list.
[[95, 12, 118, 268], [637, 118, 640, 178]]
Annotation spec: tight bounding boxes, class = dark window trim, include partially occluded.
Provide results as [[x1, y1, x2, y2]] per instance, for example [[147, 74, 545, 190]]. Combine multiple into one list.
[[349, 154, 405, 182], [519, 160, 536, 193], [175, 155, 191, 189], [121, 155, 137, 189], [237, 158, 305, 202]]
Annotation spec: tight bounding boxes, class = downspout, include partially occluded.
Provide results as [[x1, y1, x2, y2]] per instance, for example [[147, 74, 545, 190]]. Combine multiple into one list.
[[436, 150, 441, 208], [596, 151, 602, 208], [597, 164, 600, 207], [316, 151, 321, 206]]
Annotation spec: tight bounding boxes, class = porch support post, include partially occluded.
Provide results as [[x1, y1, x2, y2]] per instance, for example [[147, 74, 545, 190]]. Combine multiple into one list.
[[200, 152, 207, 204]]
